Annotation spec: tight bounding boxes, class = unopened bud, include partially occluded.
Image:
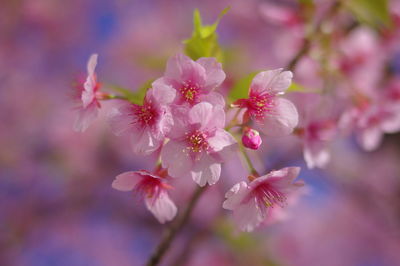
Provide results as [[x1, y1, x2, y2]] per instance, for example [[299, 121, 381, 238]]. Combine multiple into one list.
[[242, 127, 262, 150]]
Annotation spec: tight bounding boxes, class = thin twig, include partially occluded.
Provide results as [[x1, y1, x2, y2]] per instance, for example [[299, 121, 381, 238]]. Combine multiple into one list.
[[170, 228, 207, 266], [285, 0, 341, 71], [146, 186, 206, 266], [239, 142, 259, 176]]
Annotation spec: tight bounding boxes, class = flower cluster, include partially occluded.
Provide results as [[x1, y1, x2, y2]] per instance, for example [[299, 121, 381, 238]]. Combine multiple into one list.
[[73, 53, 303, 231]]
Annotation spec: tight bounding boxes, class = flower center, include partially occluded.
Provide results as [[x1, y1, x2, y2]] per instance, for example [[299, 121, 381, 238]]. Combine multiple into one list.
[[253, 183, 287, 211], [132, 103, 158, 127], [186, 130, 209, 153], [247, 92, 275, 120], [180, 81, 200, 104], [135, 176, 162, 199]]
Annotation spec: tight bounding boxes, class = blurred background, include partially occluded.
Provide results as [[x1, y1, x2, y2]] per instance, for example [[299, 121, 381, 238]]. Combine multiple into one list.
[[1, 0, 400, 265]]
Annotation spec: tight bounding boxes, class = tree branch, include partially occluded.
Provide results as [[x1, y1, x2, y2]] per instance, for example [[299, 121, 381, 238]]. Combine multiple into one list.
[[286, 0, 341, 71], [146, 186, 206, 266]]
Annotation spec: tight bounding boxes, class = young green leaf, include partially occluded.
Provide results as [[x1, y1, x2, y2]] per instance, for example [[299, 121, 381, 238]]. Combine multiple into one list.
[[287, 81, 307, 93], [183, 7, 229, 62], [228, 72, 257, 102], [108, 79, 153, 105]]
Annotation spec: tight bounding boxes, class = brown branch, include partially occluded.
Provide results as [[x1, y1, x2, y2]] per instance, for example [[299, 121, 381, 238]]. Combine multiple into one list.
[[285, 0, 342, 71], [146, 186, 207, 266]]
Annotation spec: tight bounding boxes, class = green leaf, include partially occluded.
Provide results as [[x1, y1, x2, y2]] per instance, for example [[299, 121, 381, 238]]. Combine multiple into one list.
[[228, 72, 257, 102], [108, 79, 154, 104], [287, 81, 307, 92], [345, 0, 392, 28], [183, 7, 229, 62]]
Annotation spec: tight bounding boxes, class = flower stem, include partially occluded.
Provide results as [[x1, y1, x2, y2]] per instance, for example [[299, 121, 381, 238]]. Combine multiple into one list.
[[146, 185, 207, 266], [239, 142, 259, 176]]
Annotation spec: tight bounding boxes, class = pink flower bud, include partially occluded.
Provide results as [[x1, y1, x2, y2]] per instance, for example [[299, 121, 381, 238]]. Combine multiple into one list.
[[242, 127, 262, 150]]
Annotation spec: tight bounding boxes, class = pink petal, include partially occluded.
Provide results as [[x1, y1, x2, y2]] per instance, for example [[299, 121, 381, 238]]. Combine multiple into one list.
[[338, 108, 359, 131], [257, 98, 299, 136], [165, 53, 206, 86], [303, 141, 330, 169], [357, 127, 382, 151], [381, 107, 400, 133], [251, 69, 293, 95], [73, 104, 98, 132], [156, 107, 174, 136], [206, 105, 225, 130], [108, 105, 133, 136], [81, 88, 95, 108], [233, 199, 263, 232], [165, 54, 186, 81], [145, 191, 177, 223], [198, 91, 225, 107], [87, 53, 98, 76], [167, 106, 191, 139], [189, 103, 225, 131], [222, 181, 249, 210], [255, 167, 302, 192], [149, 80, 176, 105], [82, 54, 98, 108], [112, 171, 142, 191], [161, 141, 192, 178], [131, 129, 161, 155], [271, 167, 301, 183], [196, 57, 226, 90], [259, 2, 298, 26], [189, 102, 213, 127], [208, 129, 236, 152], [191, 154, 221, 186]]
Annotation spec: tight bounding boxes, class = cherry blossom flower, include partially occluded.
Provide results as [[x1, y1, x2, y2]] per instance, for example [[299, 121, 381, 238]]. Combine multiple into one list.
[[74, 54, 107, 132], [291, 93, 338, 169], [223, 167, 303, 232], [385, 78, 400, 104], [233, 69, 299, 136], [338, 28, 384, 96], [153, 53, 226, 107], [161, 102, 237, 187], [296, 120, 336, 169], [109, 82, 176, 155], [340, 103, 400, 151], [112, 169, 177, 223], [242, 127, 262, 150]]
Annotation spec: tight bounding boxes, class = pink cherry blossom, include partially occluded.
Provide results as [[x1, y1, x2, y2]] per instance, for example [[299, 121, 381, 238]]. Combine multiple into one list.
[[223, 167, 303, 232], [338, 28, 384, 96], [341, 103, 400, 151], [233, 69, 299, 136], [153, 53, 226, 107], [385, 78, 400, 104], [242, 127, 262, 150], [161, 102, 237, 187], [74, 54, 108, 132], [290, 92, 341, 169], [112, 169, 177, 223], [298, 120, 336, 169], [109, 82, 176, 155]]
